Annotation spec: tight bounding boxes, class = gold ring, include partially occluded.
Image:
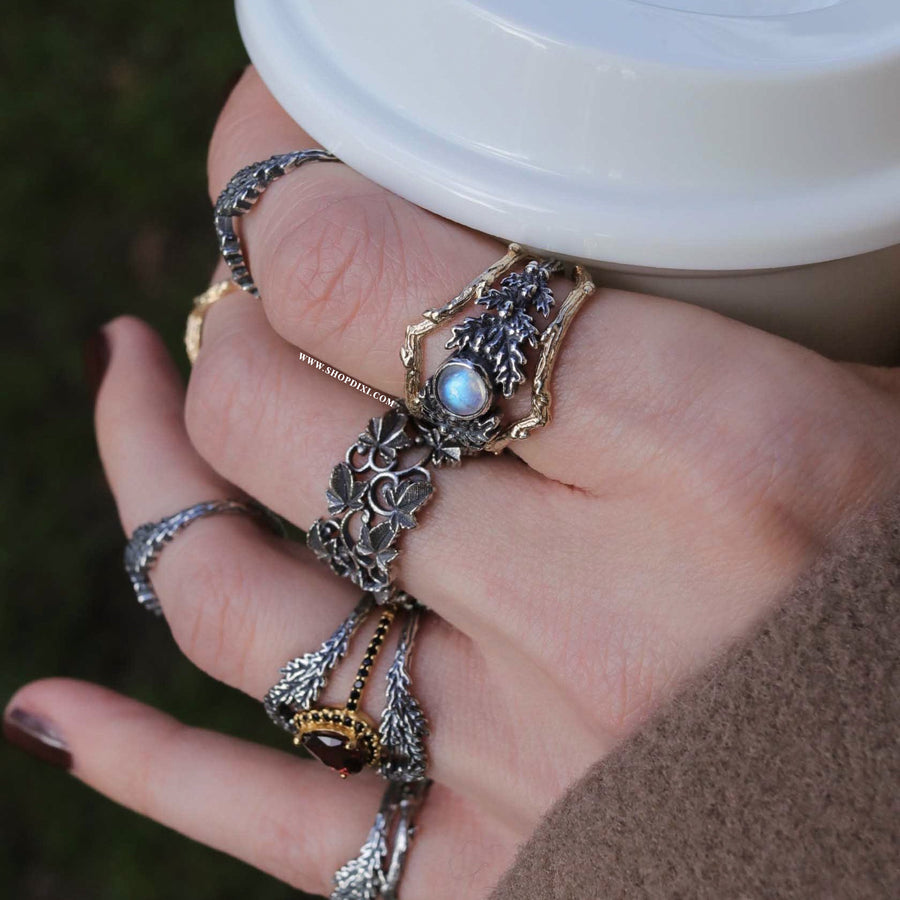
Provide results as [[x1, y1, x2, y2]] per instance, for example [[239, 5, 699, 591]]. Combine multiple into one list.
[[292, 607, 396, 778], [184, 279, 238, 365], [400, 243, 595, 453]]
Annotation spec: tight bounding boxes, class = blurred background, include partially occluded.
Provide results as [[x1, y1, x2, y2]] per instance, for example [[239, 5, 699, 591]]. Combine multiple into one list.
[[1, 5, 312, 898]]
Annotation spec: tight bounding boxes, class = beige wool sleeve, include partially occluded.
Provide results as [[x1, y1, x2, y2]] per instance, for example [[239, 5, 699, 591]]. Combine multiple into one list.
[[489, 497, 900, 899]]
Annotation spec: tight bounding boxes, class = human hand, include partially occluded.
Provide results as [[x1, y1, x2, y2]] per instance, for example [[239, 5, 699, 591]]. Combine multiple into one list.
[[7, 67, 900, 898]]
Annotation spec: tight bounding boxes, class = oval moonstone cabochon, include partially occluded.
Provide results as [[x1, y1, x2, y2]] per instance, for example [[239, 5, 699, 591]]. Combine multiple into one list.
[[435, 360, 491, 419]]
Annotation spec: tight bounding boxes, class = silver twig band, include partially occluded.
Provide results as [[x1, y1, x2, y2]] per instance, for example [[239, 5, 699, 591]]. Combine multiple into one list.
[[332, 778, 431, 900], [214, 148, 341, 297], [123, 500, 283, 615], [184, 279, 237, 365]]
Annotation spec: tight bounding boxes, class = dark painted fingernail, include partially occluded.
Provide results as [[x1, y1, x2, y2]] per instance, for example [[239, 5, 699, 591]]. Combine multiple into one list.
[[84, 327, 110, 404], [3, 708, 72, 771]]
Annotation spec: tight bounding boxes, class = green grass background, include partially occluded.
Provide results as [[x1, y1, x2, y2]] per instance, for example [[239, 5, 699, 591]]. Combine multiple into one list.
[[1, 5, 315, 898]]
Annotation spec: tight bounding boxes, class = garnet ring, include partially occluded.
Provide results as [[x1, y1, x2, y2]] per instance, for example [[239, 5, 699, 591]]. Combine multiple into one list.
[[264, 593, 428, 782]]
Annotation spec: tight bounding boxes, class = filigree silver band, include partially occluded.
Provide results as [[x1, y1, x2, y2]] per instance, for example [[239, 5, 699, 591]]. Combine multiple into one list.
[[123, 500, 283, 615], [307, 406, 462, 602]]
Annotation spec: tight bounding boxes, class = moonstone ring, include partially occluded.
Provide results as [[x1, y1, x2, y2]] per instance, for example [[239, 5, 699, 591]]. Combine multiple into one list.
[[307, 245, 595, 599], [402, 242, 596, 454]]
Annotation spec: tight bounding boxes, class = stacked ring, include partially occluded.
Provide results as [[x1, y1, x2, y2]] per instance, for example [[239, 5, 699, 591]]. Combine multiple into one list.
[[214, 148, 341, 297], [124, 498, 428, 896], [184, 279, 237, 364], [264, 594, 428, 783], [332, 778, 431, 900], [402, 243, 595, 454], [306, 244, 594, 602]]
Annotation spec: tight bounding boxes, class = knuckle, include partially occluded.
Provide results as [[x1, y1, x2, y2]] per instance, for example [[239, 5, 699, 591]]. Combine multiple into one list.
[[259, 185, 409, 350], [560, 604, 678, 738], [162, 527, 258, 687], [184, 324, 273, 473]]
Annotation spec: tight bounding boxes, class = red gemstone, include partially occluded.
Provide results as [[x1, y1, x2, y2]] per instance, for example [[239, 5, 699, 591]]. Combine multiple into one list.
[[301, 730, 368, 775]]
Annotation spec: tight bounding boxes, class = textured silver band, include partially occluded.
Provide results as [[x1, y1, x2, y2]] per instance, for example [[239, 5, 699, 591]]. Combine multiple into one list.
[[214, 148, 341, 297], [124, 500, 283, 615], [264, 594, 376, 729], [332, 778, 431, 900]]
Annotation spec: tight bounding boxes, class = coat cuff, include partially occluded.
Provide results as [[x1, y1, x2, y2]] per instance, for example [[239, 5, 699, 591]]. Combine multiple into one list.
[[490, 496, 900, 899]]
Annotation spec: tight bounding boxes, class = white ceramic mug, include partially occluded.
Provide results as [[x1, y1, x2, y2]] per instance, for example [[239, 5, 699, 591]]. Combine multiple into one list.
[[237, 0, 900, 362]]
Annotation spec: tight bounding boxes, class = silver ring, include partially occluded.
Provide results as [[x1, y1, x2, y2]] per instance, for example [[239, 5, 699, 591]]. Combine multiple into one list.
[[124, 500, 283, 615], [214, 149, 341, 297], [264, 594, 428, 783], [307, 249, 595, 599], [332, 778, 431, 900], [307, 407, 459, 602], [401, 242, 596, 454]]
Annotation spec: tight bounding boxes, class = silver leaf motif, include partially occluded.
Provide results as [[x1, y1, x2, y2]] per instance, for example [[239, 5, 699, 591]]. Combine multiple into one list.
[[263, 594, 374, 730], [331, 805, 391, 900], [326, 462, 368, 515], [383, 479, 433, 531], [332, 780, 430, 900], [379, 605, 429, 782], [418, 258, 562, 447], [308, 409, 443, 599]]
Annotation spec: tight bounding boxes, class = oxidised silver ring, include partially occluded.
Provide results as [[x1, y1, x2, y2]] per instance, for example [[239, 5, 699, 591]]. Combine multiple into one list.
[[124, 499, 283, 615], [264, 593, 428, 784], [214, 149, 341, 297]]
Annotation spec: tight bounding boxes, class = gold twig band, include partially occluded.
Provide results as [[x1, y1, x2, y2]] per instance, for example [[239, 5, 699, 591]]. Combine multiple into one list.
[[401, 243, 596, 453], [184, 279, 238, 365]]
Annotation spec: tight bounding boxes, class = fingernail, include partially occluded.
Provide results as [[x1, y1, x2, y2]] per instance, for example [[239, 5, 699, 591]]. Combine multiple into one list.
[[3, 708, 72, 771], [84, 327, 110, 404]]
